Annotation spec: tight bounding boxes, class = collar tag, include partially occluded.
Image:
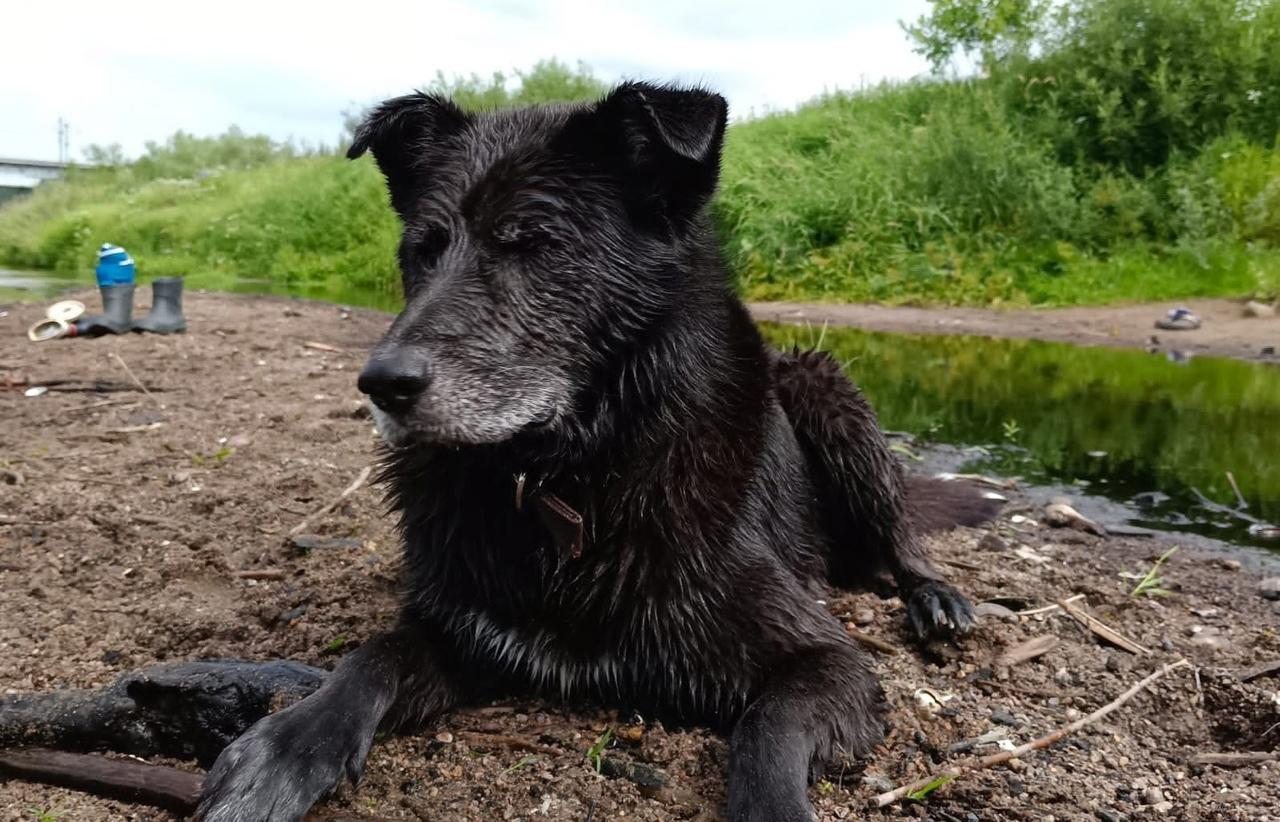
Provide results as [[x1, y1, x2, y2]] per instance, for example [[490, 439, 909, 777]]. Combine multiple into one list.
[[533, 492, 585, 559]]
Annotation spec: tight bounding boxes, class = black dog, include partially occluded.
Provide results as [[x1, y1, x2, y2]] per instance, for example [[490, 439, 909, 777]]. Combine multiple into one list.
[[198, 82, 992, 822]]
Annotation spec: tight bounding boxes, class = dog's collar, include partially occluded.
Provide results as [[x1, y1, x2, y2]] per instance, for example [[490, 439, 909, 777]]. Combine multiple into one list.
[[514, 472, 585, 559]]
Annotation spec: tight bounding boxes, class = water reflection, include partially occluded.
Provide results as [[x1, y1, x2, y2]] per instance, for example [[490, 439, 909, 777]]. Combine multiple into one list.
[[760, 323, 1280, 550]]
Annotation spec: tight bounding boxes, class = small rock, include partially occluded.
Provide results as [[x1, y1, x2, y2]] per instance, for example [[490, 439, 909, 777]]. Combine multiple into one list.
[[978, 532, 1007, 551], [861, 773, 894, 793], [1152, 801, 1173, 814], [280, 603, 309, 624], [1259, 577, 1280, 601], [1097, 810, 1125, 822], [991, 708, 1021, 727], [852, 608, 875, 626], [1105, 653, 1131, 674], [1132, 491, 1169, 509], [434, 731, 454, 744], [1243, 300, 1276, 318], [599, 756, 666, 791], [1217, 558, 1242, 572], [1188, 632, 1229, 653], [1143, 787, 1165, 805]]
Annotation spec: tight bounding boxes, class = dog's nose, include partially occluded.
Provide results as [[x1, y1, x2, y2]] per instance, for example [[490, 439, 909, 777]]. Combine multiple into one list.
[[358, 354, 430, 415]]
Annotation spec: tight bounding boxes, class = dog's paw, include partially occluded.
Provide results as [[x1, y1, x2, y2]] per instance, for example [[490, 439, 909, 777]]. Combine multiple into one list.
[[906, 580, 975, 639], [196, 698, 373, 822]]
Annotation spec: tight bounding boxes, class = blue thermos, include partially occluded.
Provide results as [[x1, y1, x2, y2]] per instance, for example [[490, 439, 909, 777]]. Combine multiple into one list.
[[95, 243, 136, 286]]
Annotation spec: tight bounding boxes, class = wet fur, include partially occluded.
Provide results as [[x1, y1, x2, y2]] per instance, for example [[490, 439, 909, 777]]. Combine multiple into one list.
[[199, 83, 995, 822]]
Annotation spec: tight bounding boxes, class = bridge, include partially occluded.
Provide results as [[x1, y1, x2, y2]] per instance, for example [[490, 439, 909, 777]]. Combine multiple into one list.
[[0, 157, 69, 204]]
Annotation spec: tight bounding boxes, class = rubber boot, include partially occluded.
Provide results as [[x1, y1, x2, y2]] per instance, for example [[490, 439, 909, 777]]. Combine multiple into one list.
[[74, 283, 135, 336], [132, 277, 187, 334]]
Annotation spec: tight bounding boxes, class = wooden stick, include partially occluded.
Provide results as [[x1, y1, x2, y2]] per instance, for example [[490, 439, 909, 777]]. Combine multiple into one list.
[[109, 352, 157, 404], [234, 568, 287, 581], [871, 659, 1190, 807], [845, 626, 899, 655], [1238, 659, 1280, 683], [1189, 751, 1278, 767], [63, 397, 141, 415], [1017, 594, 1085, 617], [1226, 471, 1248, 509], [0, 748, 201, 813], [304, 341, 345, 353], [1058, 598, 1151, 656], [289, 465, 374, 536], [456, 730, 564, 758]]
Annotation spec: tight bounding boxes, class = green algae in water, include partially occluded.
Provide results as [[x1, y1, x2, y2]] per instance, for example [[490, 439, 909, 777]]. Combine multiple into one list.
[[761, 323, 1280, 550]]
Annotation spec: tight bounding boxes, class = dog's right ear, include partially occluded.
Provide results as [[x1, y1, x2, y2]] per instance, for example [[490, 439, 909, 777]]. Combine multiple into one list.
[[577, 82, 729, 232], [347, 93, 470, 217]]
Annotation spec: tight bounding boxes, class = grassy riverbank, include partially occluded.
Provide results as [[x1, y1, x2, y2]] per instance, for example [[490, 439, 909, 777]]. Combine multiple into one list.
[[2, 0, 1279, 308]]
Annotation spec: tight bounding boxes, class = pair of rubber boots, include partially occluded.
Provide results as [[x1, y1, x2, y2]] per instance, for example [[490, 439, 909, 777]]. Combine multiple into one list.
[[77, 277, 187, 336]]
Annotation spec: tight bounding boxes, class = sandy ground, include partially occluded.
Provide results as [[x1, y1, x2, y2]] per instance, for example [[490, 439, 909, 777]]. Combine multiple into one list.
[[2, 292, 1279, 821], [749, 299, 1280, 363]]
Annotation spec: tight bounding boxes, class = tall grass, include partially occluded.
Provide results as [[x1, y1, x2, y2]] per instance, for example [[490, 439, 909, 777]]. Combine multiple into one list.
[[2, 15, 1279, 308], [718, 80, 1280, 304]]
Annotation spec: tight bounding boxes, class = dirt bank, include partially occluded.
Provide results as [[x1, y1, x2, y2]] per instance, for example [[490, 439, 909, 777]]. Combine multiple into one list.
[[2, 292, 1279, 821], [750, 299, 1280, 363]]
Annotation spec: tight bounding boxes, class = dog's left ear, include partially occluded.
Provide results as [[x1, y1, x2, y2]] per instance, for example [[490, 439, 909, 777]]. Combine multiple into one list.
[[582, 82, 729, 231], [347, 93, 470, 218]]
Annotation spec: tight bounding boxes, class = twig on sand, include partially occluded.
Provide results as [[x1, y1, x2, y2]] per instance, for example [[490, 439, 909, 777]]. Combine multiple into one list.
[[288, 464, 374, 536], [1238, 659, 1280, 683], [845, 625, 899, 655], [1226, 471, 1248, 510], [456, 730, 564, 758], [1189, 751, 1279, 768], [109, 352, 157, 404], [234, 568, 287, 581], [303, 341, 345, 353], [63, 397, 141, 415], [0, 749, 391, 820], [1057, 598, 1151, 656], [1017, 594, 1085, 617], [871, 659, 1191, 808], [0, 749, 201, 813]]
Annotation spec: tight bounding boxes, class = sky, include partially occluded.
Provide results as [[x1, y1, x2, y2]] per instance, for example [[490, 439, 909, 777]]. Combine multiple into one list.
[[1, 0, 934, 163]]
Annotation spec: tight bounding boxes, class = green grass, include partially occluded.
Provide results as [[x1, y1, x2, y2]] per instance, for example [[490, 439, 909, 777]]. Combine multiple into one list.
[[1, 46, 1277, 309]]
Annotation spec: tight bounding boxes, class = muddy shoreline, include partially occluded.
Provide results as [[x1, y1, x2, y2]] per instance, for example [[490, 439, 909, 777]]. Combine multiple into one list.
[[750, 299, 1280, 364], [2, 292, 1279, 820]]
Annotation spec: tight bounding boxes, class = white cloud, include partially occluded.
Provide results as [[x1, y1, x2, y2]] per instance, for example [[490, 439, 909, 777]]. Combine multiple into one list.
[[0, 0, 932, 161]]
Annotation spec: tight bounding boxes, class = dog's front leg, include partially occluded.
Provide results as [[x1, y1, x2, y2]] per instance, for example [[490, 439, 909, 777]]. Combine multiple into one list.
[[197, 620, 457, 822], [727, 644, 885, 822]]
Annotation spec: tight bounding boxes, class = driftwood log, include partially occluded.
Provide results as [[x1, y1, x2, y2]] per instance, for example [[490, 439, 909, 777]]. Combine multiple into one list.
[[0, 659, 326, 767]]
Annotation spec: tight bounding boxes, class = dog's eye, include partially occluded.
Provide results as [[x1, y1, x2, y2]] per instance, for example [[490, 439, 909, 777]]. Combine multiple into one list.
[[416, 226, 450, 267]]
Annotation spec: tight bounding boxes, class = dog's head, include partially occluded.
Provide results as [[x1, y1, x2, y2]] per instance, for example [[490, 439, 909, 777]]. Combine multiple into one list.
[[350, 82, 728, 448]]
